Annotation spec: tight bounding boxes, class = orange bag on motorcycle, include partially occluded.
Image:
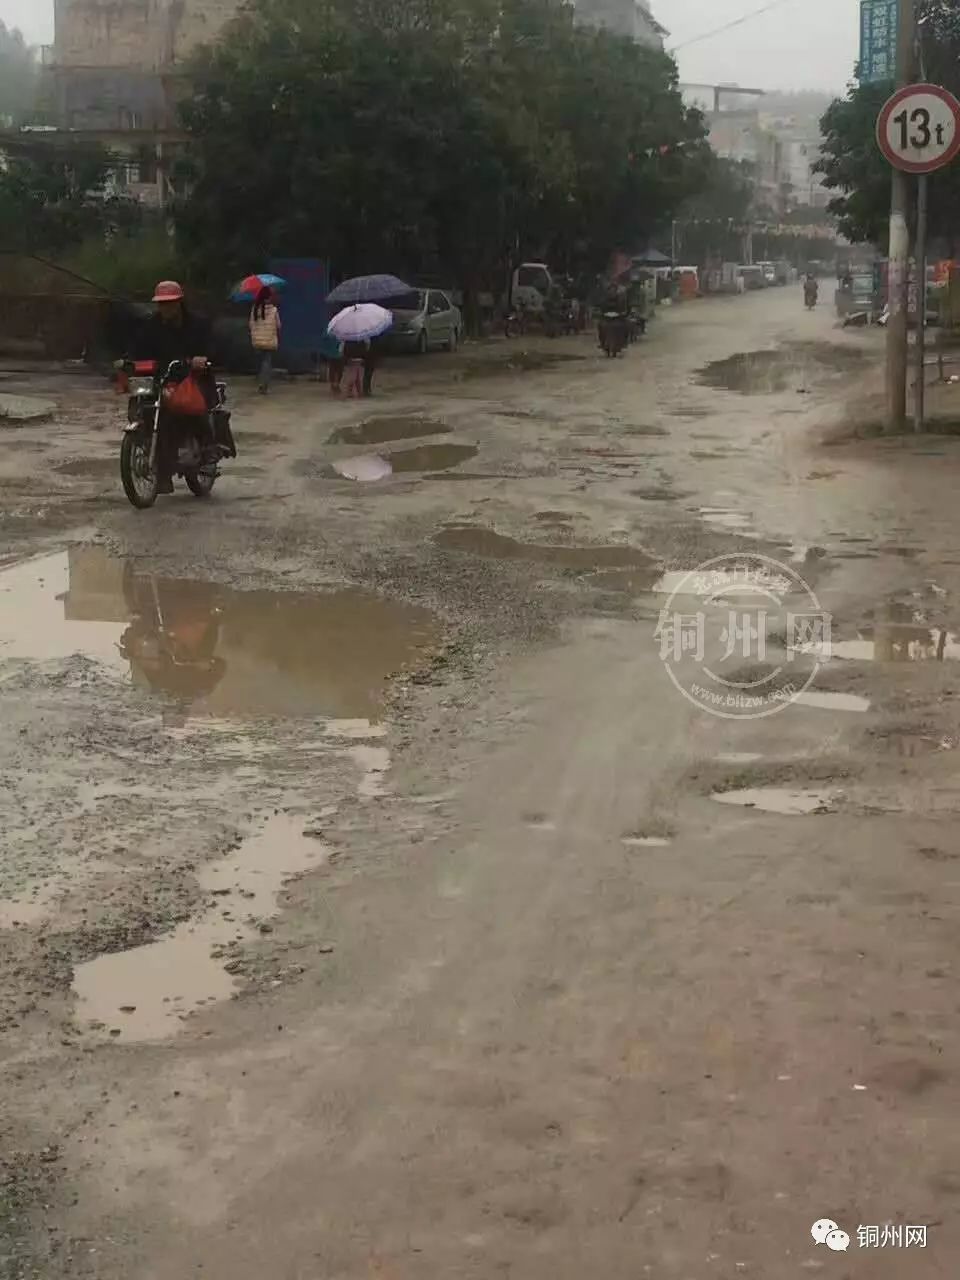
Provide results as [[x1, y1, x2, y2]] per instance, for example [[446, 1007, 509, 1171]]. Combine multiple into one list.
[[161, 374, 208, 417]]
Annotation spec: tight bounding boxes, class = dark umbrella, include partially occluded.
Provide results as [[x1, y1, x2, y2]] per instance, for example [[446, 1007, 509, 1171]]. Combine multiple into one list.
[[326, 274, 413, 305], [630, 249, 671, 266]]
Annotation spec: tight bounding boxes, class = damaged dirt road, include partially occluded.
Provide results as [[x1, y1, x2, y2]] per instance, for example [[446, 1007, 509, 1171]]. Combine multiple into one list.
[[3, 288, 960, 1277]]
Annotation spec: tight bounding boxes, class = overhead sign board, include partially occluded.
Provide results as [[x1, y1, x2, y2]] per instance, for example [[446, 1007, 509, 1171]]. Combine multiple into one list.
[[859, 0, 898, 83], [877, 84, 960, 174]]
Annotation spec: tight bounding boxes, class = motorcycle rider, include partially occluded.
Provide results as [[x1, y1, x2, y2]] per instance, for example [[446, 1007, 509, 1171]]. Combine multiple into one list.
[[803, 273, 819, 309], [134, 281, 215, 494]]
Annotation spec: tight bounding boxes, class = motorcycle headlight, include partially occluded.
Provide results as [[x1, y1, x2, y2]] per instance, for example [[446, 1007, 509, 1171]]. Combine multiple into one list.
[[131, 379, 155, 397]]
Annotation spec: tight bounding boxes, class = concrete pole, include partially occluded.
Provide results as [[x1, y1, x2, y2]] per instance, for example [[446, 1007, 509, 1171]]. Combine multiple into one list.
[[914, 172, 928, 431], [885, 0, 916, 433]]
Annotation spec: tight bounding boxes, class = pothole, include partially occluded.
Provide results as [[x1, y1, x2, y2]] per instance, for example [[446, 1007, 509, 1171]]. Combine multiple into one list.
[[435, 525, 656, 572], [328, 415, 450, 446], [712, 787, 836, 815], [0, 549, 439, 721], [697, 343, 864, 395], [458, 351, 584, 380], [72, 812, 330, 1042], [331, 444, 478, 480]]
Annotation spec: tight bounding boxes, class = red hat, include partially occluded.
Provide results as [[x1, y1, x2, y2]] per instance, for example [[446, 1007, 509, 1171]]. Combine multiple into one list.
[[152, 280, 184, 302]]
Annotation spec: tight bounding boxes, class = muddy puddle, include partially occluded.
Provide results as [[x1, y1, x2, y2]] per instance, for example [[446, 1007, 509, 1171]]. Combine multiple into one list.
[[0, 549, 438, 720], [458, 351, 584, 380], [712, 787, 837, 815], [828, 627, 960, 663], [73, 813, 330, 1041], [329, 415, 449, 446], [698, 506, 755, 533], [697, 343, 864, 395], [332, 444, 477, 481], [435, 525, 655, 572]]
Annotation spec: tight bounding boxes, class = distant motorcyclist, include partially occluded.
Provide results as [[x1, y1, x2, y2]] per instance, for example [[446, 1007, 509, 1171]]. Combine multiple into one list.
[[803, 274, 819, 309], [133, 281, 215, 493]]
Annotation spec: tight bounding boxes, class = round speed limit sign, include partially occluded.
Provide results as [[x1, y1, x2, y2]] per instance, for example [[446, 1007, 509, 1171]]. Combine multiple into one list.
[[877, 83, 960, 174]]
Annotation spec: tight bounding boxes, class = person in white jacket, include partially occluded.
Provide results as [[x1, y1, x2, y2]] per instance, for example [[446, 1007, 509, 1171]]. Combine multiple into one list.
[[249, 286, 281, 394]]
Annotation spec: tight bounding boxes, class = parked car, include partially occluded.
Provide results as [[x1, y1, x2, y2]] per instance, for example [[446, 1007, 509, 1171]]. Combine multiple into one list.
[[387, 289, 462, 353]]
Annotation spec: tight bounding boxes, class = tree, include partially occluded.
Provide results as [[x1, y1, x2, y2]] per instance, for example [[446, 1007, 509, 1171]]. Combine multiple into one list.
[[816, 0, 960, 248], [0, 142, 112, 254], [174, 0, 708, 293], [0, 22, 37, 125]]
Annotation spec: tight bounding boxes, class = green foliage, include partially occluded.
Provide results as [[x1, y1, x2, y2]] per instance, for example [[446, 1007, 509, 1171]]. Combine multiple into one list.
[[58, 223, 181, 298], [816, 0, 960, 247], [174, 0, 708, 287], [0, 143, 112, 254], [0, 22, 37, 125]]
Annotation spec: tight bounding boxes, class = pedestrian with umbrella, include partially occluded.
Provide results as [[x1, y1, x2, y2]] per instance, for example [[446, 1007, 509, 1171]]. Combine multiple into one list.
[[327, 304, 393, 399], [231, 274, 286, 395]]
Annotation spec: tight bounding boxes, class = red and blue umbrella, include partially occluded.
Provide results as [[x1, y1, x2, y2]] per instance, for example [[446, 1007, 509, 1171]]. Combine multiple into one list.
[[230, 273, 287, 303]]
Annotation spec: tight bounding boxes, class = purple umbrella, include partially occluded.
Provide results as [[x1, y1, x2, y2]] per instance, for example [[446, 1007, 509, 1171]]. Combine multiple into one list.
[[327, 303, 394, 342]]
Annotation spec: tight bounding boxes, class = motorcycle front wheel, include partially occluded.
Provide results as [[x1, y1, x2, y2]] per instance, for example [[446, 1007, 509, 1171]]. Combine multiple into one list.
[[185, 466, 217, 499], [120, 430, 160, 509]]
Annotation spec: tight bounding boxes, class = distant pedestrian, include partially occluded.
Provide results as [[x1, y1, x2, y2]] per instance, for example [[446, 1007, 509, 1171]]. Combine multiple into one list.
[[249, 286, 281, 394], [342, 338, 368, 398]]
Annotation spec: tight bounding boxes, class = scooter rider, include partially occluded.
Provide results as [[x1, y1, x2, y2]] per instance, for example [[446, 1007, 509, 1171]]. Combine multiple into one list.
[[134, 281, 216, 493]]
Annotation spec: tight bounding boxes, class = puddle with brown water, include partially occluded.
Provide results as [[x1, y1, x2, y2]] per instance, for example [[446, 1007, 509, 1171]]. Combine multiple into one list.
[[458, 351, 584, 380], [697, 343, 864, 396], [435, 525, 655, 572], [329, 415, 449, 446], [0, 549, 438, 721], [72, 813, 330, 1041], [712, 787, 837, 815], [331, 444, 477, 481]]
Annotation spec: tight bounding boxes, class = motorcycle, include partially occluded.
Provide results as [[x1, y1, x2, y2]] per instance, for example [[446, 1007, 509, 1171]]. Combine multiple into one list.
[[504, 303, 529, 339], [116, 358, 237, 510], [598, 311, 629, 358], [626, 308, 647, 343], [804, 282, 819, 310]]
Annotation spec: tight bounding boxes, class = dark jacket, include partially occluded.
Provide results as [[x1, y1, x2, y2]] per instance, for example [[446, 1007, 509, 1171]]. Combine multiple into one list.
[[135, 307, 212, 371]]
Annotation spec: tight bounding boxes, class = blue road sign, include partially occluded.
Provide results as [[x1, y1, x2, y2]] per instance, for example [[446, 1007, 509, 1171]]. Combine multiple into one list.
[[860, 0, 898, 84]]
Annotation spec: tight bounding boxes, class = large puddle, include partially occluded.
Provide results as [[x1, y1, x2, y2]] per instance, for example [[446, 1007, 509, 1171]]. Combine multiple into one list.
[[328, 415, 450, 446], [712, 787, 837, 815], [73, 813, 330, 1041], [0, 550, 439, 721], [331, 444, 478, 481], [435, 525, 656, 572], [697, 343, 864, 395]]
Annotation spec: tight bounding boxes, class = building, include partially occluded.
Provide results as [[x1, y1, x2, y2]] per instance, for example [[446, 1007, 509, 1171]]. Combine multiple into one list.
[[44, 0, 244, 205], [573, 0, 666, 48]]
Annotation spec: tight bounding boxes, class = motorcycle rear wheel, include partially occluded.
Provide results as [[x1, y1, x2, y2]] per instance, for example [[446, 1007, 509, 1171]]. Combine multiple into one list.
[[185, 467, 217, 499], [120, 430, 160, 509]]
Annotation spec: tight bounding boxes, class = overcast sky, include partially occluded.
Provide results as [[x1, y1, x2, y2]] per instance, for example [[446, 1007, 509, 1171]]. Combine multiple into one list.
[[2, 0, 858, 94]]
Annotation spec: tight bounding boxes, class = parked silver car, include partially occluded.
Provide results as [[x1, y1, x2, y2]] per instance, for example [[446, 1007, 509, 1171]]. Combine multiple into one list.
[[388, 289, 462, 353]]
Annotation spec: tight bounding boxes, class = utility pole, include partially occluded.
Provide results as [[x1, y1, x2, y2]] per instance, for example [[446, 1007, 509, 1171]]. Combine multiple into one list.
[[885, 0, 916, 432]]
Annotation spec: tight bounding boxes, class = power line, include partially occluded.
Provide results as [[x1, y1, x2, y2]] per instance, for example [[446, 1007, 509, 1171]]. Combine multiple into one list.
[[670, 0, 801, 53]]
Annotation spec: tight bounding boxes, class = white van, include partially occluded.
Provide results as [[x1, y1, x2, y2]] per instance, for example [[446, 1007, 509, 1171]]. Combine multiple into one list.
[[511, 262, 554, 314]]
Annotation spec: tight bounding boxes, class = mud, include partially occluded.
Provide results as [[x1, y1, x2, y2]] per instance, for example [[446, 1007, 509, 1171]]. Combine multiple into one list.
[[73, 813, 331, 1041], [0, 548, 439, 721], [434, 525, 656, 572], [712, 787, 837, 814], [54, 458, 116, 477], [7, 289, 960, 1280], [697, 341, 864, 395], [388, 443, 478, 473], [457, 350, 584, 380], [328, 415, 450, 446]]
